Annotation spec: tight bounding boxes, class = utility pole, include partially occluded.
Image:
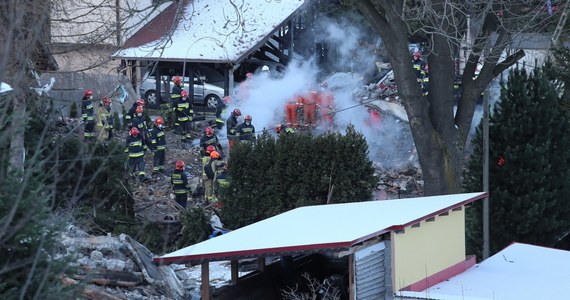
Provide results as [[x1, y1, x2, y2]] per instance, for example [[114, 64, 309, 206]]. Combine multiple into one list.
[[482, 88, 490, 260]]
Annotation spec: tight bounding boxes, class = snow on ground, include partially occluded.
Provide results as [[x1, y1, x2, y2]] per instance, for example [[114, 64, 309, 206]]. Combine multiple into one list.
[[172, 261, 252, 288]]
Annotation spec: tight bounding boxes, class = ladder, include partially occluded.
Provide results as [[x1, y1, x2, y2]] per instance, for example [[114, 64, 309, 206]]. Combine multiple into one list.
[[551, 1, 570, 47]]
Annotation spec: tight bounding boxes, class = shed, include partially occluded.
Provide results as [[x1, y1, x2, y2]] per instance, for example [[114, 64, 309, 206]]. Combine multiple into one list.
[[155, 192, 488, 299], [111, 0, 309, 101]]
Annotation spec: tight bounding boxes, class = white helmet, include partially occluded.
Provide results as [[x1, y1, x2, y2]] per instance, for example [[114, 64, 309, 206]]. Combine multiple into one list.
[[261, 65, 270, 72]]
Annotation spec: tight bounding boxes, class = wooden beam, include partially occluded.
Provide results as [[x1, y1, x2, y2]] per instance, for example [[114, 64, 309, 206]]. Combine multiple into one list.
[[258, 257, 265, 272], [349, 254, 355, 300], [231, 260, 238, 285], [201, 262, 210, 300]]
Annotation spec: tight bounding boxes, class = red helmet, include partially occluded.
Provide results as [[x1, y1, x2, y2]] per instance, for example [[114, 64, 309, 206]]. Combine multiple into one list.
[[413, 51, 421, 59], [206, 145, 216, 153], [205, 127, 214, 137], [244, 114, 252, 122], [172, 76, 182, 85], [210, 151, 220, 159], [246, 72, 253, 79], [154, 116, 164, 126], [136, 99, 145, 106], [136, 105, 143, 113], [181, 90, 189, 98], [130, 127, 139, 137], [175, 160, 185, 170], [233, 108, 241, 116], [84, 89, 93, 97]]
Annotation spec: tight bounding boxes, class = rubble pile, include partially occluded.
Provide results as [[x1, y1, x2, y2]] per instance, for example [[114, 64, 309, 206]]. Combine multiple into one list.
[[59, 226, 203, 300]]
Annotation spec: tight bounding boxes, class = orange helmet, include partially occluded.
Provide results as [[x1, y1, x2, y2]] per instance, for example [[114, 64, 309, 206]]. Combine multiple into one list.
[[154, 116, 164, 126], [244, 114, 252, 122], [172, 76, 182, 85], [84, 89, 93, 97], [181, 90, 189, 98], [175, 160, 185, 170], [233, 108, 241, 116], [205, 127, 214, 137], [206, 145, 216, 154], [136, 105, 143, 113], [210, 151, 220, 159], [130, 127, 139, 137], [136, 98, 145, 106]]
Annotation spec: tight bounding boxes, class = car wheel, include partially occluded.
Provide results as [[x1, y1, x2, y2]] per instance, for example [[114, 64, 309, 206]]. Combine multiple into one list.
[[145, 90, 159, 108], [205, 95, 220, 108]]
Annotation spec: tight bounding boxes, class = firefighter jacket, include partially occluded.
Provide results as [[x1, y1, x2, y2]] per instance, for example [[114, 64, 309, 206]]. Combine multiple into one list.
[[149, 127, 166, 151], [175, 95, 193, 122], [81, 97, 95, 122], [200, 134, 222, 153], [215, 101, 226, 126], [171, 169, 189, 195], [132, 115, 148, 137], [201, 156, 211, 179], [226, 113, 239, 135], [412, 58, 427, 82], [125, 134, 146, 158], [236, 122, 256, 141], [96, 103, 113, 129], [171, 84, 182, 103], [125, 102, 137, 121]]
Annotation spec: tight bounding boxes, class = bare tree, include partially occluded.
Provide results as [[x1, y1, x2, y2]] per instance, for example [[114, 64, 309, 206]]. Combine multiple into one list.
[[351, 0, 560, 195]]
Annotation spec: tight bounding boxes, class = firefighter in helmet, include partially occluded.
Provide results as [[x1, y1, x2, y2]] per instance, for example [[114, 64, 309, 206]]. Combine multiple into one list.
[[226, 108, 241, 152], [125, 127, 147, 180], [148, 116, 167, 173], [236, 114, 256, 142], [200, 127, 222, 157], [81, 89, 96, 141], [171, 160, 189, 208]]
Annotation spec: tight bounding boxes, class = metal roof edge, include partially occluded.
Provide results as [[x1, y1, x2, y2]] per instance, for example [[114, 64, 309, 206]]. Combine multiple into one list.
[[153, 240, 352, 265]]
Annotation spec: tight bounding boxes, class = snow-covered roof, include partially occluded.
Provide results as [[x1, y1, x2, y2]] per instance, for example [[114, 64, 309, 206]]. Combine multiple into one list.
[[112, 0, 306, 63], [399, 242, 570, 300], [155, 192, 487, 265]]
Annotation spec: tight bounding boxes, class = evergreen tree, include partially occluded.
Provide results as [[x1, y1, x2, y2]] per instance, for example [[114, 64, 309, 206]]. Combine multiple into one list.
[[464, 66, 570, 257], [221, 124, 378, 229]]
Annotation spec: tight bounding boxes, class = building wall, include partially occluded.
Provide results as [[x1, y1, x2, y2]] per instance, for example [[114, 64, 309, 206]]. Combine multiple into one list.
[[51, 0, 166, 46], [391, 207, 466, 292]]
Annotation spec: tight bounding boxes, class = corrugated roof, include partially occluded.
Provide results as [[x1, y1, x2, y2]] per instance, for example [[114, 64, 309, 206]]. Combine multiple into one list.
[[113, 0, 306, 63], [121, 1, 182, 50], [155, 192, 487, 265]]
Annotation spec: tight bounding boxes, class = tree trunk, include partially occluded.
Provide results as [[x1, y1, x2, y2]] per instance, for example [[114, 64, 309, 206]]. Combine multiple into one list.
[[9, 96, 26, 173], [355, 0, 524, 195]]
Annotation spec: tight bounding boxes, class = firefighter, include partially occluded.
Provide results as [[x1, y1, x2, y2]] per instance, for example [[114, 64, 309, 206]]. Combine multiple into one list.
[[95, 95, 113, 141], [275, 124, 295, 135], [149, 116, 167, 174], [81, 89, 96, 141], [200, 127, 222, 156], [422, 63, 430, 96], [236, 114, 256, 142], [131, 105, 148, 141], [171, 160, 189, 208], [171, 75, 183, 104], [285, 95, 300, 129], [226, 108, 241, 152], [214, 96, 229, 130], [203, 150, 225, 203], [174, 89, 193, 142], [212, 163, 230, 207], [302, 90, 318, 128], [412, 51, 427, 86], [201, 145, 216, 200], [125, 127, 147, 180], [317, 82, 335, 130], [126, 98, 145, 128]]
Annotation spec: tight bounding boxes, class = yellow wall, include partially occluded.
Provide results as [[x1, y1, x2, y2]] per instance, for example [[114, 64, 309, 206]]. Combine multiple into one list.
[[391, 207, 465, 291]]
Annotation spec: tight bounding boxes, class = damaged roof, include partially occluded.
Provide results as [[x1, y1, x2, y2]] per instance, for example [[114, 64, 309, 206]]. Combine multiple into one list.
[[112, 0, 306, 63], [155, 192, 487, 265]]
